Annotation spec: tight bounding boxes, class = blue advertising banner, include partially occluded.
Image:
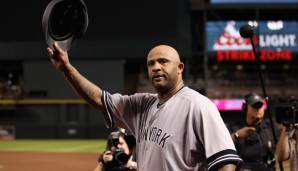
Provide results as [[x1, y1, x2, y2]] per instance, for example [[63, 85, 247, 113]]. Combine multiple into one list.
[[207, 21, 298, 52]]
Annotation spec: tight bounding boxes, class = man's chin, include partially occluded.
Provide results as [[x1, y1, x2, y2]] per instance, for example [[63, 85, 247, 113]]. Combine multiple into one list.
[[153, 84, 162, 89], [153, 83, 167, 92]]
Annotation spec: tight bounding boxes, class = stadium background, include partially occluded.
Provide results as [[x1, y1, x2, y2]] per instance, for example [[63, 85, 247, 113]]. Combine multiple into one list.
[[0, 0, 297, 170]]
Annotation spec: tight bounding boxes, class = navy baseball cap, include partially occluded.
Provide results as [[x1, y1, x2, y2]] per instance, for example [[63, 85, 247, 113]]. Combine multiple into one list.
[[42, 0, 88, 50], [245, 93, 263, 108]]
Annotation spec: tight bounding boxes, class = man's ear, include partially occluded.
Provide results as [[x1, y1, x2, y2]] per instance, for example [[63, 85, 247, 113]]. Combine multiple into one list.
[[178, 62, 184, 74]]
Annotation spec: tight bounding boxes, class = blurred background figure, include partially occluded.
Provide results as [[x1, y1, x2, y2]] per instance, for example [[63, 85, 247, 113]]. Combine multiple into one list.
[[0, 73, 24, 99], [275, 96, 298, 171], [276, 125, 298, 171], [94, 128, 137, 171], [228, 92, 280, 171]]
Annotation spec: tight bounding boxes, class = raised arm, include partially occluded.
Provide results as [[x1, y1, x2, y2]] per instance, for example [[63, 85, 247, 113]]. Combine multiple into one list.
[[47, 42, 104, 111], [276, 127, 290, 162], [231, 126, 256, 142]]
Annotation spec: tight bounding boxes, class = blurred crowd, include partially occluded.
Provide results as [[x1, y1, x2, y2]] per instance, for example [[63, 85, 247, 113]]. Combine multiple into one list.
[[0, 73, 23, 99]]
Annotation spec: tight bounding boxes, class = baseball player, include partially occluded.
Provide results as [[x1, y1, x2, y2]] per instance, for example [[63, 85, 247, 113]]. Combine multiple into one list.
[[47, 43, 242, 170]]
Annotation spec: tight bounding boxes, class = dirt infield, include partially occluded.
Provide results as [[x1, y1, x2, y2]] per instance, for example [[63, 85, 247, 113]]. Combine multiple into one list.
[[0, 151, 290, 171], [0, 151, 99, 171]]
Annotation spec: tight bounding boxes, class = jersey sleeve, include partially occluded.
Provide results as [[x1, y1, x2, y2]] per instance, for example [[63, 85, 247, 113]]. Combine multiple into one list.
[[101, 91, 154, 135], [195, 97, 243, 170]]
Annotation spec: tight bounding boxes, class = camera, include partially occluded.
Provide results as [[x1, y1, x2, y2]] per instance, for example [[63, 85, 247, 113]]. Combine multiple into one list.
[[111, 148, 130, 166], [271, 96, 298, 126], [109, 131, 130, 166]]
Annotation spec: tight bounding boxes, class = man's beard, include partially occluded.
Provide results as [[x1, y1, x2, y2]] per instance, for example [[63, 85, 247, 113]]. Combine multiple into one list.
[[154, 84, 170, 95], [153, 79, 176, 96]]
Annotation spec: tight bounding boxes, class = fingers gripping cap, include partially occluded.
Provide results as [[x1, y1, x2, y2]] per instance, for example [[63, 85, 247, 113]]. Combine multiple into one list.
[[42, 0, 88, 50], [245, 92, 263, 109]]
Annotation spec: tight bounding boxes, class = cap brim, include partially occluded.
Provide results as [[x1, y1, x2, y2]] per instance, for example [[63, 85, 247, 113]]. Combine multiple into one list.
[[42, 0, 88, 51], [42, 0, 74, 51], [45, 28, 73, 51]]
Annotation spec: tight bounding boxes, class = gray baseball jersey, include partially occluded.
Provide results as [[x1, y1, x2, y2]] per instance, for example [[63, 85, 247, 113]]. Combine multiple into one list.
[[102, 87, 242, 170]]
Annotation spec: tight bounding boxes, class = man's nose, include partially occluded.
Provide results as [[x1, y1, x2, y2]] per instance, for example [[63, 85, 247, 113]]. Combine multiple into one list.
[[151, 63, 161, 71]]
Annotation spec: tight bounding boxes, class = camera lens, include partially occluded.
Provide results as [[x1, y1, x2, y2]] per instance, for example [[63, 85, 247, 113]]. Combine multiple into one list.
[[113, 149, 130, 165]]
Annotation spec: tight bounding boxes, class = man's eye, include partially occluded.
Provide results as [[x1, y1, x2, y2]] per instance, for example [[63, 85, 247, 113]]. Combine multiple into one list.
[[147, 62, 154, 66], [159, 59, 167, 64]]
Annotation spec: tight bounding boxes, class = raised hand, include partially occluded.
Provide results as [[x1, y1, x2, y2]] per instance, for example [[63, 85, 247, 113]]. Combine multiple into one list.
[[235, 126, 256, 139], [47, 42, 70, 71], [126, 160, 137, 170], [102, 150, 113, 163]]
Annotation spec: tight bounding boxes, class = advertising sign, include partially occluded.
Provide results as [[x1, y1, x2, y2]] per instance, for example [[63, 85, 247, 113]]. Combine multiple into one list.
[[207, 21, 298, 62], [211, 99, 267, 111]]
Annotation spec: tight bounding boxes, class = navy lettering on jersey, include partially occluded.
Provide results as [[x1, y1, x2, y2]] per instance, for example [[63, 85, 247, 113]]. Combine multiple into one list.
[[138, 126, 171, 148]]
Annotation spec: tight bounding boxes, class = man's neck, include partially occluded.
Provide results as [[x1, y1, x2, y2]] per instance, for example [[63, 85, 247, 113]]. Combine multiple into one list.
[[158, 81, 184, 104]]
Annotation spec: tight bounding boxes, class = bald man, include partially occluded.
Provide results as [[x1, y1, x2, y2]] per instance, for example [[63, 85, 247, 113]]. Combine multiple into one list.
[[47, 43, 242, 171]]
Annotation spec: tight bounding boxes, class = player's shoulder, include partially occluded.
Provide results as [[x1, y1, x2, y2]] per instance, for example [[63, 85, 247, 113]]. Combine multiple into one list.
[[132, 92, 157, 99], [110, 91, 157, 98], [181, 87, 214, 104], [106, 91, 157, 104], [178, 87, 220, 115], [130, 92, 158, 103]]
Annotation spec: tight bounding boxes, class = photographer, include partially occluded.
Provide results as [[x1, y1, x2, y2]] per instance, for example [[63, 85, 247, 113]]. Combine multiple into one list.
[[94, 128, 137, 171], [228, 92, 280, 171]]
